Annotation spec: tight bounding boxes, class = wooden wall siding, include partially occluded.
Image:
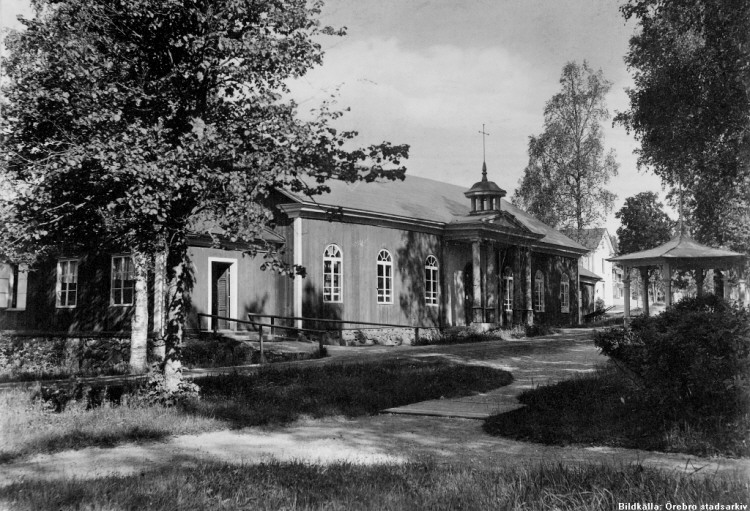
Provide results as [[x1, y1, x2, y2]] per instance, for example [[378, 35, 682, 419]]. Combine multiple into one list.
[[3, 253, 141, 333], [185, 246, 291, 330], [298, 219, 442, 328], [531, 252, 580, 326]]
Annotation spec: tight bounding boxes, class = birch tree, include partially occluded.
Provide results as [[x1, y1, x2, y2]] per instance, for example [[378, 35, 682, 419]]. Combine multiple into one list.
[[513, 61, 618, 240]]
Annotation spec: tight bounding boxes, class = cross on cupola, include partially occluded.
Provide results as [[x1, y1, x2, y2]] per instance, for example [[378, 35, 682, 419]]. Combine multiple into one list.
[[464, 123, 507, 214]]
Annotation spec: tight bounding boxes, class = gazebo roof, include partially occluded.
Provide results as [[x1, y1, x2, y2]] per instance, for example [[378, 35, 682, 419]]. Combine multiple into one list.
[[608, 234, 745, 269]]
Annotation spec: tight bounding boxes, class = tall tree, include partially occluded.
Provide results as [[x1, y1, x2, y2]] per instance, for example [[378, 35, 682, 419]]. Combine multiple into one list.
[[512, 61, 619, 239], [615, 192, 674, 254], [0, 0, 408, 377], [616, 0, 750, 254]]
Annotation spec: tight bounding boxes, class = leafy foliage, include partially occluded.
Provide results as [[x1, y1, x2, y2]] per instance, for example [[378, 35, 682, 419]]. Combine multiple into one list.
[[512, 61, 618, 234], [595, 295, 750, 419], [615, 192, 674, 255], [0, 0, 408, 375], [131, 364, 200, 406], [0, 0, 408, 261], [616, 0, 750, 254]]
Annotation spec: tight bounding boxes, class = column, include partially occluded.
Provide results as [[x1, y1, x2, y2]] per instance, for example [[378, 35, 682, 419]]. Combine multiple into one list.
[[739, 278, 747, 306], [576, 264, 582, 325], [695, 269, 704, 297], [623, 267, 631, 325], [663, 262, 672, 307], [486, 246, 497, 324], [293, 217, 303, 329], [472, 241, 483, 323], [714, 270, 724, 297], [723, 271, 731, 300], [524, 248, 533, 326], [640, 268, 650, 316]]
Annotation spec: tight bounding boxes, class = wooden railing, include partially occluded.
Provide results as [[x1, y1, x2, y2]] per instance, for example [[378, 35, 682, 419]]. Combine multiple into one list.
[[195, 313, 326, 364], [246, 312, 425, 344]]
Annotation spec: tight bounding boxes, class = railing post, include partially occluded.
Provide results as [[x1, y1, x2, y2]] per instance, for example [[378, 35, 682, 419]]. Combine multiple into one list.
[[270, 316, 275, 339], [259, 324, 264, 365]]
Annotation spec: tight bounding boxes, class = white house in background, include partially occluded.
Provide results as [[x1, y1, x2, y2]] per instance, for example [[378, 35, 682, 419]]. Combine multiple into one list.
[[561, 228, 625, 308]]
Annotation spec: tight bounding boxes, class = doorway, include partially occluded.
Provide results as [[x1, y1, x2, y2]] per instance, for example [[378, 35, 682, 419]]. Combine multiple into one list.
[[208, 258, 237, 330]]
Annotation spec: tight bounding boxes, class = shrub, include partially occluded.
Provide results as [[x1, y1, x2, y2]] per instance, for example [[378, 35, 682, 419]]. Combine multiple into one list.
[[595, 298, 606, 311], [524, 323, 555, 337], [595, 295, 750, 419], [181, 338, 255, 368], [129, 366, 200, 407]]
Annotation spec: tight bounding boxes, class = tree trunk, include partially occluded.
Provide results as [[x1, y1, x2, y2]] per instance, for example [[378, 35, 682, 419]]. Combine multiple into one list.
[[152, 248, 167, 362], [163, 244, 190, 392], [129, 250, 150, 374]]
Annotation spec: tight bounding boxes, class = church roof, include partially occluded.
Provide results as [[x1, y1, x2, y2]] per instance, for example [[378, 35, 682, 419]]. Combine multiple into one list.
[[282, 175, 586, 252]]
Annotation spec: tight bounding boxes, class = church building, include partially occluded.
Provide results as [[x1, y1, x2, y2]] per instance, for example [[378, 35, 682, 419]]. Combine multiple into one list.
[[0, 163, 588, 334]]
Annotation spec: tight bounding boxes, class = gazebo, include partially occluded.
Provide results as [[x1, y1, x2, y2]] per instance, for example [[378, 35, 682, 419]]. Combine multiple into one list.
[[608, 234, 746, 321]]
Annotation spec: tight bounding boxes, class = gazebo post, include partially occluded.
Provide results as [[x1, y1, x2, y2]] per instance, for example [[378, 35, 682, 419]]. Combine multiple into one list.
[[623, 266, 631, 325], [695, 269, 704, 297], [714, 270, 724, 297], [663, 262, 672, 307], [640, 268, 650, 317]]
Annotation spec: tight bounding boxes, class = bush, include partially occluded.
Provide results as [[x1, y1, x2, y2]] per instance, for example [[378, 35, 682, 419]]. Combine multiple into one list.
[[595, 295, 750, 419], [595, 298, 606, 311], [181, 338, 255, 368], [524, 323, 555, 337]]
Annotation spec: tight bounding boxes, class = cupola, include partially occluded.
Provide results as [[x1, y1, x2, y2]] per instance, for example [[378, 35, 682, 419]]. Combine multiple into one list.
[[464, 161, 506, 214]]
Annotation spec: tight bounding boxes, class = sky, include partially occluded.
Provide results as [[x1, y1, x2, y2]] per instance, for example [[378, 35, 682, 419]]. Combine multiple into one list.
[[0, 0, 669, 233]]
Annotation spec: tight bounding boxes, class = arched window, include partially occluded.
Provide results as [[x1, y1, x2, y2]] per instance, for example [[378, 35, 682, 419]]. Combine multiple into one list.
[[323, 244, 342, 303], [534, 270, 545, 312], [503, 267, 513, 312], [377, 249, 393, 304], [425, 255, 439, 306], [560, 273, 570, 313]]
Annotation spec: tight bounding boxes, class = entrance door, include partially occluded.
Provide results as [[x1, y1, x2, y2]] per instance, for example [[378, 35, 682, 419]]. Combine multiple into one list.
[[211, 262, 232, 329]]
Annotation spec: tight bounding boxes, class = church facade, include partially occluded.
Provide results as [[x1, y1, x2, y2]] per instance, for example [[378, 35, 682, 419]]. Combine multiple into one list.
[[0, 167, 588, 333]]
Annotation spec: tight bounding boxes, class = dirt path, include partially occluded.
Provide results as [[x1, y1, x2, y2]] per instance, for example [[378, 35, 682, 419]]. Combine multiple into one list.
[[1, 331, 748, 486]]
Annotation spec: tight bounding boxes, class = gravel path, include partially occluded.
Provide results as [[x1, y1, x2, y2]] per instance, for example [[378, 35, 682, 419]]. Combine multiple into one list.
[[1, 330, 748, 486]]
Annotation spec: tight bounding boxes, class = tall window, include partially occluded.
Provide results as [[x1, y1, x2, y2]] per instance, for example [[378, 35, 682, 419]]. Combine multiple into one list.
[[111, 255, 135, 306], [56, 259, 78, 308], [0, 264, 27, 310], [503, 267, 513, 312], [323, 244, 342, 303], [560, 273, 570, 313], [534, 270, 545, 312], [425, 255, 439, 306], [377, 249, 393, 304]]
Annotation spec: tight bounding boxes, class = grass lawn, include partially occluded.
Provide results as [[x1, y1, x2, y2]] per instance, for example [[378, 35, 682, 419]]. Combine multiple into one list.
[[1, 460, 747, 510], [0, 359, 512, 462], [483, 366, 750, 458]]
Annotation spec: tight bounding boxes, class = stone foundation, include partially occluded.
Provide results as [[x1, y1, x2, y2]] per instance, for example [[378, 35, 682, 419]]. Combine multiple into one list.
[[323, 327, 442, 346], [0, 332, 157, 378]]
